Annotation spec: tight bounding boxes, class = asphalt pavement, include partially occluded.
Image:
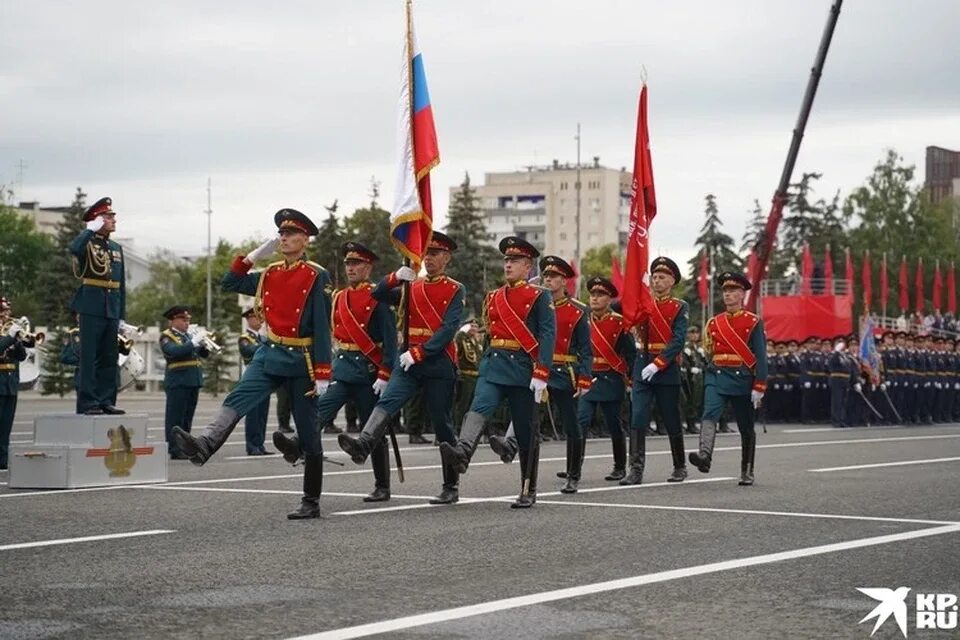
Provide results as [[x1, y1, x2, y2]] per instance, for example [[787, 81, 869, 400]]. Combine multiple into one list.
[[1, 394, 959, 639]]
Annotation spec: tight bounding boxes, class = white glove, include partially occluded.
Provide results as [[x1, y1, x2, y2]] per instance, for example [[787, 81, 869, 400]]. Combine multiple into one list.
[[924, 382, 931, 388], [372, 378, 389, 396], [190, 331, 205, 347], [804, 381, 812, 389], [853, 383, 862, 392], [529, 377, 548, 403], [955, 383, 960, 391], [690, 367, 701, 375], [86, 216, 105, 232], [751, 390, 764, 407], [935, 382, 942, 389], [880, 382, 888, 390], [314, 380, 329, 397], [640, 362, 659, 382], [246, 237, 279, 263], [6, 322, 21, 338], [398, 350, 416, 371], [394, 266, 417, 282]]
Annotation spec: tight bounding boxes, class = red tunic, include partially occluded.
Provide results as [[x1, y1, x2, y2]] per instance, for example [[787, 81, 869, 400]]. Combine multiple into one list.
[[484, 281, 550, 380], [333, 282, 391, 381], [643, 296, 683, 370], [590, 311, 627, 375], [554, 297, 591, 390], [407, 275, 460, 363]]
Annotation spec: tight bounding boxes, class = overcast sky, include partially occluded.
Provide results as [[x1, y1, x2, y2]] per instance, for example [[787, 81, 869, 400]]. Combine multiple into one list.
[[2, 0, 958, 267]]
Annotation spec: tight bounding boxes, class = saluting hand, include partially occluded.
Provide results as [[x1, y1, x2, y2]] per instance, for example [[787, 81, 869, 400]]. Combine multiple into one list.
[[394, 266, 417, 282], [86, 216, 105, 232], [246, 237, 280, 264]]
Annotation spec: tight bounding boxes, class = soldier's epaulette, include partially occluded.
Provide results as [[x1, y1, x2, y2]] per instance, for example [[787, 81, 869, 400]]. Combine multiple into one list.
[[238, 334, 255, 343], [160, 329, 178, 342], [609, 311, 624, 320], [569, 298, 588, 311], [444, 276, 463, 289], [305, 260, 328, 273], [265, 260, 285, 271], [66, 327, 79, 334]]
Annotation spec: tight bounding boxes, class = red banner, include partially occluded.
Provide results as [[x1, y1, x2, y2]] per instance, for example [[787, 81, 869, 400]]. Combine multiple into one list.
[[611, 255, 624, 294], [899, 256, 909, 312], [862, 250, 872, 310], [933, 261, 943, 311], [915, 258, 925, 314], [620, 85, 657, 327], [879, 252, 889, 311], [949, 263, 957, 315]]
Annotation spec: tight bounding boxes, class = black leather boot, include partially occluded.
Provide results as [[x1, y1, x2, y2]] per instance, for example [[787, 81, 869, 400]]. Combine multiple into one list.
[[439, 411, 485, 474], [172, 406, 241, 466], [429, 464, 460, 504], [288, 453, 323, 519], [604, 435, 626, 481], [560, 437, 582, 493], [685, 419, 700, 434], [364, 439, 391, 502], [667, 434, 688, 482], [738, 431, 756, 486], [511, 445, 539, 508], [619, 430, 645, 485], [273, 430, 302, 465], [689, 419, 716, 473], [489, 424, 518, 464], [337, 407, 391, 465]]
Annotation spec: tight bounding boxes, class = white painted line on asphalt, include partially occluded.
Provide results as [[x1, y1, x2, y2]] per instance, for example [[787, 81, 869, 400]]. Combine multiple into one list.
[[781, 425, 911, 434], [809, 456, 960, 473], [138, 485, 441, 501], [0, 485, 135, 499], [533, 500, 960, 526], [290, 524, 960, 640], [327, 477, 735, 518], [0, 529, 175, 552]]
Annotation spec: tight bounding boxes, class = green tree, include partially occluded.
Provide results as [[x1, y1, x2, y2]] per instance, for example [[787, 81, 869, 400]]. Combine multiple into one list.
[[773, 172, 846, 279], [342, 184, 404, 281], [35, 187, 87, 328], [739, 199, 767, 254], [0, 205, 54, 322], [686, 194, 741, 311], [443, 173, 500, 316], [309, 207, 345, 289]]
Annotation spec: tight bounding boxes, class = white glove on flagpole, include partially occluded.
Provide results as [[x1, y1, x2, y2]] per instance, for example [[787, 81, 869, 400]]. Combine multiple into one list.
[[853, 382, 862, 392], [751, 390, 764, 408], [372, 378, 389, 396], [529, 377, 547, 403], [394, 266, 416, 282], [398, 351, 416, 371], [314, 380, 329, 397], [246, 237, 279, 263], [640, 362, 659, 382], [86, 217, 105, 232]]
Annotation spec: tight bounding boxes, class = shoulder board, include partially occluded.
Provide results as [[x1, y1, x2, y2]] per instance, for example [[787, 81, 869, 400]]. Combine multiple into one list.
[[67, 328, 79, 334], [305, 260, 328, 273], [609, 311, 624, 320], [569, 298, 588, 311], [238, 334, 254, 343], [161, 329, 178, 341], [742, 310, 759, 320], [443, 276, 463, 288], [265, 260, 285, 271]]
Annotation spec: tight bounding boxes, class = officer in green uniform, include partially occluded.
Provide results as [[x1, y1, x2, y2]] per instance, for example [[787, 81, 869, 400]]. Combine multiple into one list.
[[69, 196, 127, 415], [273, 241, 397, 502], [0, 297, 28, 470], [439, 237, 556, 508], [161, 306, 209, 460], [689, 272, 768, 486], [404, 387, 431, 444], [173, 208, 332, 519], [681, 325, 706, 434], [453, 317, 482, 426], [239, 307, 271, 455]]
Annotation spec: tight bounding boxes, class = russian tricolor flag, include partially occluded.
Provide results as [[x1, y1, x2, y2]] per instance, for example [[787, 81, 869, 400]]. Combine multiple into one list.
[[391, 0, 439, 269]]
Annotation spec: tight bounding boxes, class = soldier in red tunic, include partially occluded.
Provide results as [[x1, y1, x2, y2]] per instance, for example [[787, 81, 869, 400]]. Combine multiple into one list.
[[337, 232, 466, 505], [622, 256, 690, 485], [173, 208, 333, 519], [578, 277, 636, 482], [439, 237, 556, 508], [689, 271, 767, 485]]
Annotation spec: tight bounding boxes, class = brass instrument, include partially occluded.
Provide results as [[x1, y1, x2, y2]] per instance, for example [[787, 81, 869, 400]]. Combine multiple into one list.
[[117, 321, 144, 351], [1, 316, 45, 348], [187, 326, 222, 354]]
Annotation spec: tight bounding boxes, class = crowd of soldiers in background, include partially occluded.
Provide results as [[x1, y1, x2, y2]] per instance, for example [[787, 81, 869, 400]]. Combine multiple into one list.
[[765, 331, 960, 429]]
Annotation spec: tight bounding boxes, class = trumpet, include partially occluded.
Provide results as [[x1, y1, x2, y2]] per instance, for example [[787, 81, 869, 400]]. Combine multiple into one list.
[[2, 316, 44, 348], [187, 326, 222, 354], [118, 321, 144, 338]]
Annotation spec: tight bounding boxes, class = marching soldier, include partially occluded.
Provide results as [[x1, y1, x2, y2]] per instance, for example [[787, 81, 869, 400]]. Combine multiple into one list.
[[488, 255, 592, 493], [69, 196, 126, 415], [239, 307, 271, 456], [578, 276, 636, 482], [274, 241, 397, 502], [0, 297, 28, 470], [436, 237, 555, 508], [689, 272, 767, 486], [681, 325, 707, 434], [173, 208, 333, 519], [161, 306, 210, 460], [453, 317, 483, 426], [338, 232, 465, 505], [623, 256, 688, 485]]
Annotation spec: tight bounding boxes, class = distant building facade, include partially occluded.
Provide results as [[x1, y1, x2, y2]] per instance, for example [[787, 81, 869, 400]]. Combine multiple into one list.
[[925, 145, 960, 205], [458, 158, 632, 262]]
